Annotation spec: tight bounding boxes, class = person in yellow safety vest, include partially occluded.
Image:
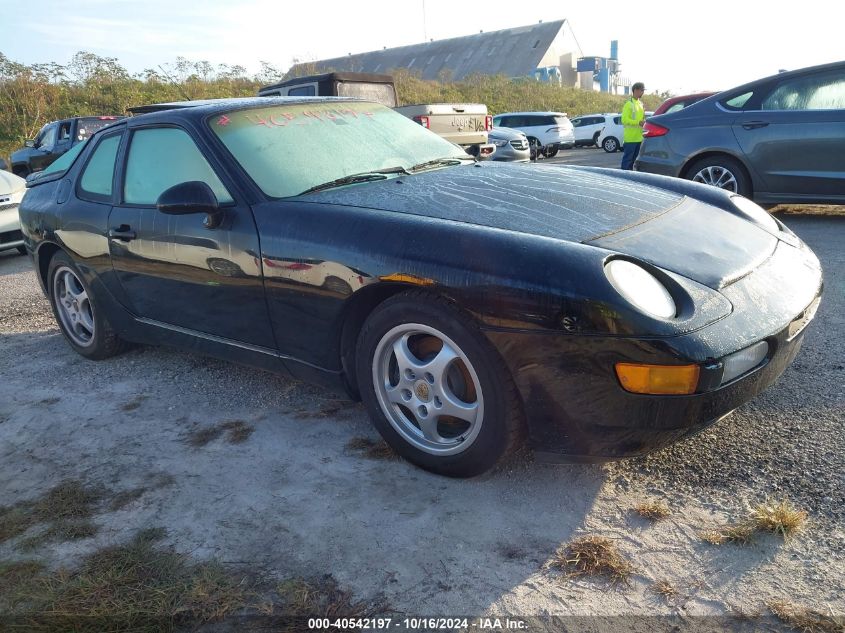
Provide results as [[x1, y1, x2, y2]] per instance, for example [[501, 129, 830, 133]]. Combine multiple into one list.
[[620, 82, 646, 170]]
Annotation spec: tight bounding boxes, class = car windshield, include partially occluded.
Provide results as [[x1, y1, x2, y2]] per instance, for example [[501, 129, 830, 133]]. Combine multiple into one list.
[[210, 101, 470, 198], [76, 117, 122, 142], [39, 139, 88, 176]]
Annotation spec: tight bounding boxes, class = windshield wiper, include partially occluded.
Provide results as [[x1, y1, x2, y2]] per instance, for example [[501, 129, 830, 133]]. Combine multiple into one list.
[[299, 166, 409, 195], [409, 156, 472, 172]]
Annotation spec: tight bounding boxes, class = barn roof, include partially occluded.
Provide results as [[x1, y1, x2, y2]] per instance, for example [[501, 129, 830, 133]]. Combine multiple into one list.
[[288, 20, 567, 81]]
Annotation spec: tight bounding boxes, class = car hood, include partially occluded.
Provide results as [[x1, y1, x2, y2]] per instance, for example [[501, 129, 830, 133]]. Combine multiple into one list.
[[301, 162, 684, 243], [300, 162, 777, 289], [0, 170, 26, 195]]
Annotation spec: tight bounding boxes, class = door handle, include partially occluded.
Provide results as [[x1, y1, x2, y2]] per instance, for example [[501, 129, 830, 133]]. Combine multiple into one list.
[[741, 121, 770, 130], [108, 225, 136, 241]]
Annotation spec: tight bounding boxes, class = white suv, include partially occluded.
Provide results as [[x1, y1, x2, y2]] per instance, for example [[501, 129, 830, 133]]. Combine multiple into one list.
[[596, 116, 624, 153], [596, 112, 654, 153], [491, 112, 574, 157], [570, 113, 619, 147]]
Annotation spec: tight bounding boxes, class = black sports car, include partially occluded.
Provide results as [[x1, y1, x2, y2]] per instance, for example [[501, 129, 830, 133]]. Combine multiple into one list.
[[18, 97, 823, 477]]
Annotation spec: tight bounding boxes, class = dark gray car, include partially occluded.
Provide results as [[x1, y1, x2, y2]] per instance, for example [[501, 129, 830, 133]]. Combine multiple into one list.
[[635, 61, 845, 205]]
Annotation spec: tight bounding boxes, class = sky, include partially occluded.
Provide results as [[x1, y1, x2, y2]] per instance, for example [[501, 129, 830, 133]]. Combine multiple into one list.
[[2, 0, 843, 95]]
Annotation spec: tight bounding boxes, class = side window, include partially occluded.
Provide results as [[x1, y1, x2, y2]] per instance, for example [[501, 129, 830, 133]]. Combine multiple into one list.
[[79, 134, 122, 199], [123, 127, 233, 206], [613, 116, 621, 125], [722, 91, 754, 111], [287, 85, 316, 96], [59, 122, 72, 142], [39, 125, 58, 150], [665, 103, 686, 114], [762, 70, 845, 111], [571, 118, 583, 128]]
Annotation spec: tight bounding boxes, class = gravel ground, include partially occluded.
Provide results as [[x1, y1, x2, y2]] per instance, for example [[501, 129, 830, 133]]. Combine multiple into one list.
[[0, 215, 843, 625]]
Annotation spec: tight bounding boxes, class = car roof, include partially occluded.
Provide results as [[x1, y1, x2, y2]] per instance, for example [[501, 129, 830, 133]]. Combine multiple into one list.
[[495, 111, 568, 117], [125, 96, 372, 123]]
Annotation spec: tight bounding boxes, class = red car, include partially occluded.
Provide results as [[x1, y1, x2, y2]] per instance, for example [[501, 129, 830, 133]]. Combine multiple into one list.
[[653, 92, 716, 116]]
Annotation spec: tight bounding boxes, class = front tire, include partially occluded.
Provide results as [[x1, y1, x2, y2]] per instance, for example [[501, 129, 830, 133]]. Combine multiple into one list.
[[543, 146, 559, 158], [47, 251, 128, 360], [356, 291, 524, 477]]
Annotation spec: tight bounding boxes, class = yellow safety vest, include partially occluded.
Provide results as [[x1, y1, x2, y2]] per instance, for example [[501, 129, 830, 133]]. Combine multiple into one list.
[[621, 97, 645, 144]]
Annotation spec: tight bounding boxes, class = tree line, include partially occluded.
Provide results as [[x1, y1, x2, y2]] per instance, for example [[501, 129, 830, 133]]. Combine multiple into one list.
[[1, 51, 659, 164]]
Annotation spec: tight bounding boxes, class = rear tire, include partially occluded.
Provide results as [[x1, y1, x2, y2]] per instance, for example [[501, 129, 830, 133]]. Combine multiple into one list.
[[602, 137, 619, 153], [356, 291, 524, 477], [686, 155, 751, 197], [543, 146, 559, 158], [47, 251, 128, 360], [527, 137, 541, 160]]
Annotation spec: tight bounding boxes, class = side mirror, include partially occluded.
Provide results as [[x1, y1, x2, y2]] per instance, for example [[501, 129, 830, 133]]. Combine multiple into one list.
[[25, 140, 36, 148], [156, 181, 224, 229]]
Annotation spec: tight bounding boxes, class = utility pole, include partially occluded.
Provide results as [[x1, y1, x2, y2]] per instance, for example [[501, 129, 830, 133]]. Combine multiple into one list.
[[423, 0, 428, 42]]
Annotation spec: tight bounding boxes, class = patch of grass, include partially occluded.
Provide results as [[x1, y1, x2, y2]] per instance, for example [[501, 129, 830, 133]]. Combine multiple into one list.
[[768, 599, 844, 633], [276, 577, 374, 619], [1, 530, 379, 633], [294, 400, 349, 419], [0, 528, 249, 632], [650, 580, 678, 601], [633, 499, 671, 522], [187, 425, 226, 447], [750, 499, 808, 538], [701, 498, 808, 546], [221, 420, 254, 444], [187, 420, 255, 447], [121, 395, 147, 412], [700, 523, 756, 546], [0, 480, 102, 546], [551, 536, 633, 585], [346, 437, 399, 461]]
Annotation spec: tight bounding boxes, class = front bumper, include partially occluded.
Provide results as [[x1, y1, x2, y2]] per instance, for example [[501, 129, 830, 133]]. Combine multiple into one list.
[[484, 240, 823, 461], [0, 204, 24, 252]]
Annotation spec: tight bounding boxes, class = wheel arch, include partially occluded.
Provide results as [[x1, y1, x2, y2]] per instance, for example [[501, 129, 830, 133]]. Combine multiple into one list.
[[35, 241, 63, 295], [338, 282, 437, 399]]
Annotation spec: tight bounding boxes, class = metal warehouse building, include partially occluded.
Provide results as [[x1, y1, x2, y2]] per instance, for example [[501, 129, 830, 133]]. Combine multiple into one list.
[[287, 20, 619, 91]]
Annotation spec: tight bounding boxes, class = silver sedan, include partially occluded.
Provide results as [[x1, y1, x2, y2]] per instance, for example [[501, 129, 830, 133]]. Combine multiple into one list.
[[488, 127, 530, 162]]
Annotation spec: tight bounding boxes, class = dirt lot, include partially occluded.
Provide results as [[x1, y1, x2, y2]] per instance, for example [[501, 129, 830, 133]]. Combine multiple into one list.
[[1, 214, 843, 631]]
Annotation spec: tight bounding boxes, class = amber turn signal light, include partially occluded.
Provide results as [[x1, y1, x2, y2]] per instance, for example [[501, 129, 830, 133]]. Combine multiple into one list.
[[615, 363, 700, 395]]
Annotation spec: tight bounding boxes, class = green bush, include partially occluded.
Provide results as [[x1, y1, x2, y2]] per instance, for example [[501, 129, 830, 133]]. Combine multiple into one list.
[[1, 52, 662, 165]]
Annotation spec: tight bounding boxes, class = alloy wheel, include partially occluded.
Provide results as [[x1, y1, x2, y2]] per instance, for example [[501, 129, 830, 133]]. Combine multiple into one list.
[[372, 323, 484, 455], [53, 266, 95, 347], [692, 165, 739, 192]]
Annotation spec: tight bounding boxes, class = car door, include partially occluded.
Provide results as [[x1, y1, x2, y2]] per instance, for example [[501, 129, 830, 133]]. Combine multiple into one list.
[[31, 123, 59, 172], [732, 67, 845, 198], [107, 124, 276, 348]]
